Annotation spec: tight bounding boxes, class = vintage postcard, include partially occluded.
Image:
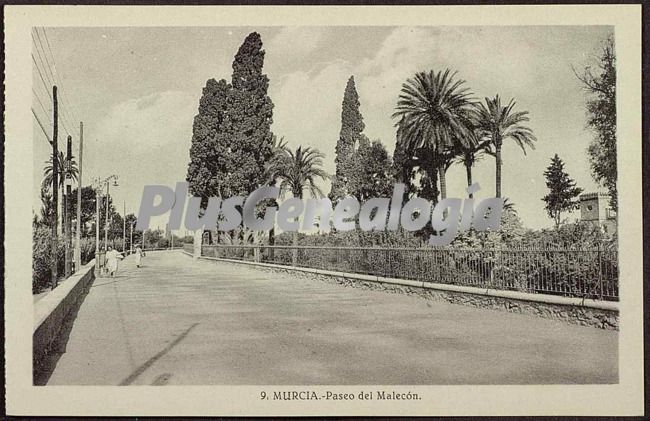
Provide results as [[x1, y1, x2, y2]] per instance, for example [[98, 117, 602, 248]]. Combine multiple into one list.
[[4, 4, 644, 416]]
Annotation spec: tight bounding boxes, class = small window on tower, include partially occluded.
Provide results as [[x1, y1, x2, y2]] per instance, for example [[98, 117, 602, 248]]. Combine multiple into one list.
[[587, 205, 593, 211]]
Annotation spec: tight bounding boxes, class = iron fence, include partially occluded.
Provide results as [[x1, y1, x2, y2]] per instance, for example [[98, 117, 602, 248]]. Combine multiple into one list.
[[200, 244, 619, 301]]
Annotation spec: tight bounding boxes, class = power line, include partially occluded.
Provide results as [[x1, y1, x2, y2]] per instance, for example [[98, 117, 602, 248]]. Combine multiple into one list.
[[32, 29, 56, 93], [32, 29, 75, 134], [32, 88, 50, 119], [31, 54, 53, 102], [31, 49, 72, 137], [42, 28, 80, 124], [32, 55, 73, 139], [32, 108, 53, 145]]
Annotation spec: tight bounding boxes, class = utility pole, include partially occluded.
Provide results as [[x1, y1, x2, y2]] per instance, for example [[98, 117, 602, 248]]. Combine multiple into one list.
[[64, 135, 72, 277], [104, 180, 110, 251], [130, 221, 134, 254], [51, 86, 59, 289], [123, 201, 126, 253], [75, 122, 83, 270]]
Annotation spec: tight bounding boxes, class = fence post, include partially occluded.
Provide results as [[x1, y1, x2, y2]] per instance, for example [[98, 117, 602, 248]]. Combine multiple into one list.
[[597, 242, 603, 300], [384, 248, 389, 278]]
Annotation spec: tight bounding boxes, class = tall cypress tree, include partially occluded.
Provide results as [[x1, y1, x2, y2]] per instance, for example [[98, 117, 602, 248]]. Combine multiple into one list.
[[187, 78, 232, 204], [186, 78, 232, 245], [222, 31, 274, 197], [329, 76, 366, 202]]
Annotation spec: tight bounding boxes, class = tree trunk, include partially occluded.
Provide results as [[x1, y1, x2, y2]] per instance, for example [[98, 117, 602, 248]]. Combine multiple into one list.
[[438, 165, 447, 200], [292, 191, 301, 266], [267, 224, 274, 256], [292, 231, 298, 267], [465, 162, 473, 198], [495, 141, 502, 198]]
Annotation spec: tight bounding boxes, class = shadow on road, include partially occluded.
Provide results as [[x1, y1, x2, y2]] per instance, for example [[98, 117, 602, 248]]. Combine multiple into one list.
[[118, 322, 199, 386], [91, 275, 134, 288]]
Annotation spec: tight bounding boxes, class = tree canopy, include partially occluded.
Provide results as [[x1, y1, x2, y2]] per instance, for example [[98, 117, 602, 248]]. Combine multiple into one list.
[[330, 76, 366, 202], [187, 32, 274, 208], [542, 154, 583, 228], [575, 35, 616, 210]]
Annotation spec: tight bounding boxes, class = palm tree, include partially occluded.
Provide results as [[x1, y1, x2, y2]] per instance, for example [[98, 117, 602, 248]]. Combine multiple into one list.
[[266, 145, 329, 265], [267, 145, 329, 200], [451, 125, 492, 198], [42, 151, 79, 191], [475, 95, 536, 198], [42, 151, 79, 234], [265, 135, 289, 256], [392, 69, 476, 200]]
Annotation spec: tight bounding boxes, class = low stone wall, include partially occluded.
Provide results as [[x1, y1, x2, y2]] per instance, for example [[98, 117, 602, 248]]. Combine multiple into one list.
[[33, 259, 96, 379], [196, 255, 619, 330]]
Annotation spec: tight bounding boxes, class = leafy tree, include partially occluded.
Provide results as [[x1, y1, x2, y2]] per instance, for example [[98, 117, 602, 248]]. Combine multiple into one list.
[[37, 185, 54, 228], [123, 213, 142, 250], [186, 77, 231, 246], [330, 76, 366, 202], [222, 31, 274, 197], [187, 78, 232, 205], [393, 69, 476, 200], [392, 124, 420, 202], [187, 32, 274, 246], [475, 95, 536, 198], [64, 185, 99, 237], [542, 154, 583, 229], [108, 212, 125, 243], [346, 138, 394, 201], [574, 35, 616, 210], [144, 228, 165, 248]]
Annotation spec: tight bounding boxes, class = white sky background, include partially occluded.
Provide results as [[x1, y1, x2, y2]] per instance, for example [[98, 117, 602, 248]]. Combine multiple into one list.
[[32, 26, 613, 232]]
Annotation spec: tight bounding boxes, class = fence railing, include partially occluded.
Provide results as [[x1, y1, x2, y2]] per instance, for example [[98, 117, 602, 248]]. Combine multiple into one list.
[[200, 244, 619, 301]]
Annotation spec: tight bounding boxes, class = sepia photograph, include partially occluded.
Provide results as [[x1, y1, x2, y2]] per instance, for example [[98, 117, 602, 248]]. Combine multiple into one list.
[[4, 4, 644, 417]]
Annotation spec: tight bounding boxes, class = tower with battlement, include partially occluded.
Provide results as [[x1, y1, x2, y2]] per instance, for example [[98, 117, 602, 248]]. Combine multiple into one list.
[[579, 192, 617, 235]]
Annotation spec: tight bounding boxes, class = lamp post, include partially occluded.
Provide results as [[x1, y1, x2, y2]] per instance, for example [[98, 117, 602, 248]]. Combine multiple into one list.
[[104, 177, 119, 251], [92, 175, 118, 273], [130, 220, 135, 254]]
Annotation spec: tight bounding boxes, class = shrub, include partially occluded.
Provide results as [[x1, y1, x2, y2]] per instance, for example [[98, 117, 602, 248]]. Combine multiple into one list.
[[32, 226, 64, 293]]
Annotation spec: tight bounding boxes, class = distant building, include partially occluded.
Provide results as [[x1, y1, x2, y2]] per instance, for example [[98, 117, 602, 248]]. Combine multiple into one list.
[[579, 192, 617, 235]]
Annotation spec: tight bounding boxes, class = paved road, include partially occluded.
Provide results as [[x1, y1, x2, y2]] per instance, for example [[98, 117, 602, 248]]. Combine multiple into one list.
[[43, 251, 617, 385]]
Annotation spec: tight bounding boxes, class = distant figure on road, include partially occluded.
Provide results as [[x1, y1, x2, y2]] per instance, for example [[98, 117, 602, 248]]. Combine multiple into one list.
[[135, 245, 144, 268], [105, 246, 123, 278]]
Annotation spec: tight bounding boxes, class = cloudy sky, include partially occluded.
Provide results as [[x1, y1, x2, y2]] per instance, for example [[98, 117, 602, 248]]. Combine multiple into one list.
[[32, 25, 613, 231]]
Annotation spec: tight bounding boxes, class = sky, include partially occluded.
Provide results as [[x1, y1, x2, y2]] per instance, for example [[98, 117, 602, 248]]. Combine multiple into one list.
[[32, 25, 613, 232]]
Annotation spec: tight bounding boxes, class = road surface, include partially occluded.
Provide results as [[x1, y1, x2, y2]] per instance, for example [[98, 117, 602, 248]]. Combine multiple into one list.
[[41, 251, 618, 385]]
